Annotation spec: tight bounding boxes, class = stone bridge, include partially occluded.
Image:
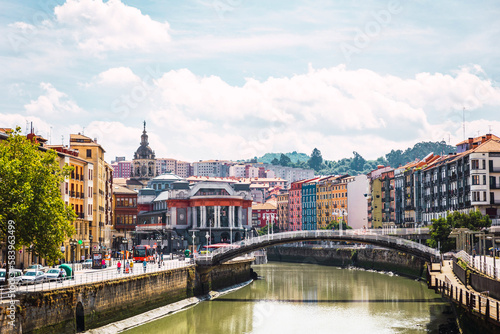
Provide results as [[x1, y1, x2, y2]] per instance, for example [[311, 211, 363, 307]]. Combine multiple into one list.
[[196, 228, 440, 266]]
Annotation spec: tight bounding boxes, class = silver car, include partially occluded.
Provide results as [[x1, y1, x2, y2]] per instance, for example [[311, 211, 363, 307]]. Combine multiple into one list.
[[0, 269, 23, 283], [20, 270, 46, 285], [45, 268, 67, 282]]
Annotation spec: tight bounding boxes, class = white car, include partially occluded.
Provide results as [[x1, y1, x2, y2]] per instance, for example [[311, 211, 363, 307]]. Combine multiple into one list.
[[20, 270, 46, 285], [45, 268, 67, 282], [82, 259, 93, 269], [25, 264, 45, 273], [0, 269, 23, 284]]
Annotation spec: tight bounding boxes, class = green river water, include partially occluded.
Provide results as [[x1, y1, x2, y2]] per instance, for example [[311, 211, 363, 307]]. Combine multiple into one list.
[[124, 262, 453, 334]]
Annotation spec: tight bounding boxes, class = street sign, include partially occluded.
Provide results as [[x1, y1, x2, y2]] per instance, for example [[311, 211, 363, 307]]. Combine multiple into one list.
[[78, 240, 83, 245]]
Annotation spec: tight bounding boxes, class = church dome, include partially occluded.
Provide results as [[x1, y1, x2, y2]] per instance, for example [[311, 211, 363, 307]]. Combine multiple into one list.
[[134, 121, 155, 160]]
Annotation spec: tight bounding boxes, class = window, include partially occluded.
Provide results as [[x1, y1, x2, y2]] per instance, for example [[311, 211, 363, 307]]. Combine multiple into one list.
[[86, 149, 92, 158]]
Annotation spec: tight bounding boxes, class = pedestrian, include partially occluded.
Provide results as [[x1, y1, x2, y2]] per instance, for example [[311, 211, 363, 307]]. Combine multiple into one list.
[[101, 258, 106, 269], [125, 261, 130, 274], [143, 259, 147, 273], [130, 260, 134, 274], [117, 261, 121, 274]]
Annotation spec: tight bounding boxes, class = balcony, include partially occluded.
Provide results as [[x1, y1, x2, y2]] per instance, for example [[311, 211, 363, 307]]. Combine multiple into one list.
[[491, 183, 500, 190], [70, 191, 75, 197], [490, 200, 500, 205]]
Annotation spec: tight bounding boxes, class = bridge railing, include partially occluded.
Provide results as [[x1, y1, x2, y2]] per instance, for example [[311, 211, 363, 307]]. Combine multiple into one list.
[[205, 229, 439, 261]]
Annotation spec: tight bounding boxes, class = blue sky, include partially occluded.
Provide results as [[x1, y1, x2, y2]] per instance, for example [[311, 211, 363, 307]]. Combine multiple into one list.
[[1, 0, 500, 163]]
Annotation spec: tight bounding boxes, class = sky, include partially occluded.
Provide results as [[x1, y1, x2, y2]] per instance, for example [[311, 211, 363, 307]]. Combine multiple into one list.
[[1, 0, 500, 163]]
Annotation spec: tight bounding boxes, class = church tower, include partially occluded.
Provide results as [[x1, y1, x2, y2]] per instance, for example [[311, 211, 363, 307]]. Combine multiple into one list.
[[131, 121, 157, 181]]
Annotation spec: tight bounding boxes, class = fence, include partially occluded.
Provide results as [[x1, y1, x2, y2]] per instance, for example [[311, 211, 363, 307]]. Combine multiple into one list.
[[0, 259, 192, 301], [455, 250, 500, 280], [433, 275, 500, 325]]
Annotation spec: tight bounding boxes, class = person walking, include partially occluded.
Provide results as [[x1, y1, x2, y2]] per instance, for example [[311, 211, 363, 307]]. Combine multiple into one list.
[[125, 261, 130, 274], [117, 261, 121, 274], [143, 259, 147, 273], [130, 260, 134, 274]]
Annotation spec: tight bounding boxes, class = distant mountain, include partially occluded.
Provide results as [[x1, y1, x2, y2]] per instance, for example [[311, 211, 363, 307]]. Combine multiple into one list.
[[258, 151, 310, 164], [254, 140, 457, 176]]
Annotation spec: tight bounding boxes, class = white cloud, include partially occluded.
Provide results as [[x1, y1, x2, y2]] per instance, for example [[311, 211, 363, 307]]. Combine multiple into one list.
[[53, 0, 171, 52], [24, 83, 84, 117], [93, 67, 142, 86]]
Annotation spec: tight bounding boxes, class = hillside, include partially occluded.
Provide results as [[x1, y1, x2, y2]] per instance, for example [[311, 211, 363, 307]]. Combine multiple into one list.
[[258, 151, 310, 164], [255, 140, 457, 176]]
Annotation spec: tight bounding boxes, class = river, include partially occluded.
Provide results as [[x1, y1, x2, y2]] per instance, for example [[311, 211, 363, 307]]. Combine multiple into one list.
[[123, 262, 453, 334]]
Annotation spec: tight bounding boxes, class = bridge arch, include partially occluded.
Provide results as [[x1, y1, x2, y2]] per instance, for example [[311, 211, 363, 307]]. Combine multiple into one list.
[[196, 230, 440, 266]]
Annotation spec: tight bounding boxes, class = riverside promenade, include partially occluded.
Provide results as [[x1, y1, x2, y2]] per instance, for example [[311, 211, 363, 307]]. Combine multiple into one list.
[[428, 255, 500, 332]]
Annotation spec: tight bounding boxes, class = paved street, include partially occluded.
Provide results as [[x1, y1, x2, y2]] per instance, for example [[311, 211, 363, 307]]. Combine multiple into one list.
[[1, 258, 192, 296]]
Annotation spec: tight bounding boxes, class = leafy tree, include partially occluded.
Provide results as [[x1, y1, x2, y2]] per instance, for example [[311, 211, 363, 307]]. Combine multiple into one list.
[[350, 151, 366, 171], [386, 149, 404, 167], [427, 210, 491, 252], [271, 157, 279, 165], [0, 128, 75, 282], [308, 148, 323, 171], [427, 217, 455, 252], [279, 154, 291, 167], [321, 221, 352, 230], [257, 223, 278, 236]]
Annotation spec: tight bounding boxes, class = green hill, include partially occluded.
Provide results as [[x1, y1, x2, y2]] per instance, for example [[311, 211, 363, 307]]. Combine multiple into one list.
[[258, 151, 310, 164]]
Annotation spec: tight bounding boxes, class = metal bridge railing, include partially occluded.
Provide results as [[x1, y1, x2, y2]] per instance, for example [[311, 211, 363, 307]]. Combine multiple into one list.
[[200, 228, 439, 263]]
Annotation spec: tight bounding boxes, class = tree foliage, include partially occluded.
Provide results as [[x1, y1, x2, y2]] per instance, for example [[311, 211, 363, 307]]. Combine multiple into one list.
[[279, 153, 291, 167], [257, 223, 279, 236], [308, 148, 323, 171], [427, 210, 492, 252], [0, 128, 75, 267], [385, 141, 456, 168]]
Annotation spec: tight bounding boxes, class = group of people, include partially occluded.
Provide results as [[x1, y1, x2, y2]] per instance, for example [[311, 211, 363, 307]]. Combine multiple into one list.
[[116, 255, 166, 275], [116, 259, 149, 274]]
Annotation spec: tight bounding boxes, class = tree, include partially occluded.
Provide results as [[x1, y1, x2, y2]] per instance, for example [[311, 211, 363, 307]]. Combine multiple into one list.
[[257, 223, 278, 236], [271, 157, 279, 165], [308, 148, 323, 171], [427, 217, 455, 252], [0, 128, 75, 283], [350, 151, 366, 172], [279, 154, 291, 167], [427, 210, 492, 252]]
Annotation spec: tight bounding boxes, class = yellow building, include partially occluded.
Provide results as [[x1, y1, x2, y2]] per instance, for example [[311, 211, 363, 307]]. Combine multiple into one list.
[[70, 134, 113, 253], [48, 145, 94, 262], [316, 175, 351, 229], [369, 178, 383, 228]]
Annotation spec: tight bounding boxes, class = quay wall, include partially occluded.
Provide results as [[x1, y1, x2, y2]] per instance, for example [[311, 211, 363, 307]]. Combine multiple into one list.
[[0, 260, 252, 334], [267, 246, 426, 278]]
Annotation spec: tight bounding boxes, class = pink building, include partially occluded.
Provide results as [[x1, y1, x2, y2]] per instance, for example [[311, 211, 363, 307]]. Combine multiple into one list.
[[288, 179, 309, 231], [112, 160, 132, 178]]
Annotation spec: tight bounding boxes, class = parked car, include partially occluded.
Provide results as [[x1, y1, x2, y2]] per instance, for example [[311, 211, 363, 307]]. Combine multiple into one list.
[[82, 259, 93, 269], [0, 269, 23, 283], [45, 268, 67, 282], [25, 264, 45, 273], [20, 270, 46, 285]]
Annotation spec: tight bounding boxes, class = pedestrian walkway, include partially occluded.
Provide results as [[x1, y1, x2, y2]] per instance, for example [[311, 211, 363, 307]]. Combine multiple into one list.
[[429, 260, 500, 325]]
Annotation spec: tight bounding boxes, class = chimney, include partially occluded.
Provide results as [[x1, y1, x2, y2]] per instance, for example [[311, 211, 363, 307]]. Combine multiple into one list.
[[486, 134, 492, 140], [468, 137, 474, 149]]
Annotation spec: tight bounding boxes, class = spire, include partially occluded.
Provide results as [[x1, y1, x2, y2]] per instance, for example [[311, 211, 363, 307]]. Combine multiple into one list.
[[141, 121, 149, 146]]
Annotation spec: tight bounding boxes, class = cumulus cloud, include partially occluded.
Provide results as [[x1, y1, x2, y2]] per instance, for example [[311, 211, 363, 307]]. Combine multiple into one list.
[[24, 83, 84, 118], [92, 67, 142, 86], [143, 65, 500, 160], [53, 0, 171, 52]]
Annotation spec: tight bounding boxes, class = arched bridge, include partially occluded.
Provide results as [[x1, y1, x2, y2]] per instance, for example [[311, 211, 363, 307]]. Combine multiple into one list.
[[195, 229, 440, 266]]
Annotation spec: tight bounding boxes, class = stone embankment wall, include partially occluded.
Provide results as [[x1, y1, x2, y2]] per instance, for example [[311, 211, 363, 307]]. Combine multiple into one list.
[[267, 246, 426, 278], [0, 260, 252, 334]]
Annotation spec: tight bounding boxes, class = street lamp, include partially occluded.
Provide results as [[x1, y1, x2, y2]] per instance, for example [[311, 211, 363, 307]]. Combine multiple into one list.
[[192, 230, 196, 257], [69, 239, 77, 279], [205, 232, 210, 247]]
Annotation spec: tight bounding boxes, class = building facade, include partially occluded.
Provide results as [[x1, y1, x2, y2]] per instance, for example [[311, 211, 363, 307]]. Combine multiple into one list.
[[70, 133, 113, 252], [277, 192, 289, 231]]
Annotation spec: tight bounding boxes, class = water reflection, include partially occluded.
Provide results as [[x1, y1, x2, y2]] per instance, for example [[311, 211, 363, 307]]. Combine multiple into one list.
[[124, 263, 451, 334]]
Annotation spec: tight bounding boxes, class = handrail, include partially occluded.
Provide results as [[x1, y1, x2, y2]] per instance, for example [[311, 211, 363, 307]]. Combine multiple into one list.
[[199, 228, 440, 264]]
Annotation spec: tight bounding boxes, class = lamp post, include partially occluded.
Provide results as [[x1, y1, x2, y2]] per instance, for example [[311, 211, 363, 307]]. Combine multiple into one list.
[[205, 232, 210, 248], [209, 219, 212, 246], [192, 230, 196, 255], [69, 239, 77, 279]]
